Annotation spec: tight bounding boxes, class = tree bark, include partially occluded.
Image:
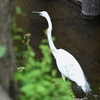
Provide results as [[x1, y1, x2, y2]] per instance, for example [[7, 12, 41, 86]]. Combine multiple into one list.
[[0, 85, 12, 100], [82, 0, 100, 18], [0, 0, 18, 100]]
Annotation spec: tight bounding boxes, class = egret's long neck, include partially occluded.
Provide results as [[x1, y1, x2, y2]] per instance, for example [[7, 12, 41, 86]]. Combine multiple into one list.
[[45, 15, 57, 58]]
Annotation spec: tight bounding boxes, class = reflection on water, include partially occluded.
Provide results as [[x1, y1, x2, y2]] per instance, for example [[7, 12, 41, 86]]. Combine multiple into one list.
[[17, 0, 100, 99]]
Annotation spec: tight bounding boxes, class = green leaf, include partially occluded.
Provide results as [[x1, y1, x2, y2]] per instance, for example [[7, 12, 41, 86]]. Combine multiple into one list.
[[15, 6, 25, 16], [0, 46, 6, 58], [51, 69, 57, 77], [15, 6, 22, 15], [16, 27, 25, 33], [41, 39, 48, 43], [13, 35, 22, 40]]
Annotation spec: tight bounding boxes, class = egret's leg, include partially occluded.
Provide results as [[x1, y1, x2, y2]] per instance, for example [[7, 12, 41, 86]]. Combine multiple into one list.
[[61, 74, 66, 82]]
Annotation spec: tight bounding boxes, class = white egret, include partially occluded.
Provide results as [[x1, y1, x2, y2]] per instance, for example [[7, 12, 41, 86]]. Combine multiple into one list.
[[32, 11, 91, 94]]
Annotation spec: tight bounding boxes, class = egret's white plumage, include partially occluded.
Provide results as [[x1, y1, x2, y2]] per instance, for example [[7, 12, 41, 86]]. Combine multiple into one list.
[[32, 11, 91, 94]]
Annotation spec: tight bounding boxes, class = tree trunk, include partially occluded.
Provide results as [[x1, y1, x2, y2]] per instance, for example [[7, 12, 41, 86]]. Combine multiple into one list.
[[82, 0, 100, 19], [0, 0, 18, 100]]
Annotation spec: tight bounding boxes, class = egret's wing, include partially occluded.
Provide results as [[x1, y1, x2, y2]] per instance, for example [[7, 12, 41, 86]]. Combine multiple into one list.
[[56, 49, 86, 85]]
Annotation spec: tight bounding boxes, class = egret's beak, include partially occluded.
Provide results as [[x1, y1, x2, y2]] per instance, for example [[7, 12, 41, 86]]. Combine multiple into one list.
[[32, 11, 39, 14]]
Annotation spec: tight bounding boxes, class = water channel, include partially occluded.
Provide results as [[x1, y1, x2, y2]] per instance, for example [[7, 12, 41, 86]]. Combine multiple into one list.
[[16, 0, 100, 99]]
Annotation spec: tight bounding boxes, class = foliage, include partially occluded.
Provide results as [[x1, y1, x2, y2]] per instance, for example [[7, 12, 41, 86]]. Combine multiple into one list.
[[13, 5, 74, 100], [14, 37, 74, 100], [12, 6, 25, 33], [12, 5, 26, 66]]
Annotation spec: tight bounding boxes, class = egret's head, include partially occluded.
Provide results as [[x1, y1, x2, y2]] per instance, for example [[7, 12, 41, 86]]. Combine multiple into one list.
[[32, 11, 48, 18]]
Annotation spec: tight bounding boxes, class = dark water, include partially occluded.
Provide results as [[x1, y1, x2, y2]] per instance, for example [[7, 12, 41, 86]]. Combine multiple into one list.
[[17, 0, 100, 99]]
